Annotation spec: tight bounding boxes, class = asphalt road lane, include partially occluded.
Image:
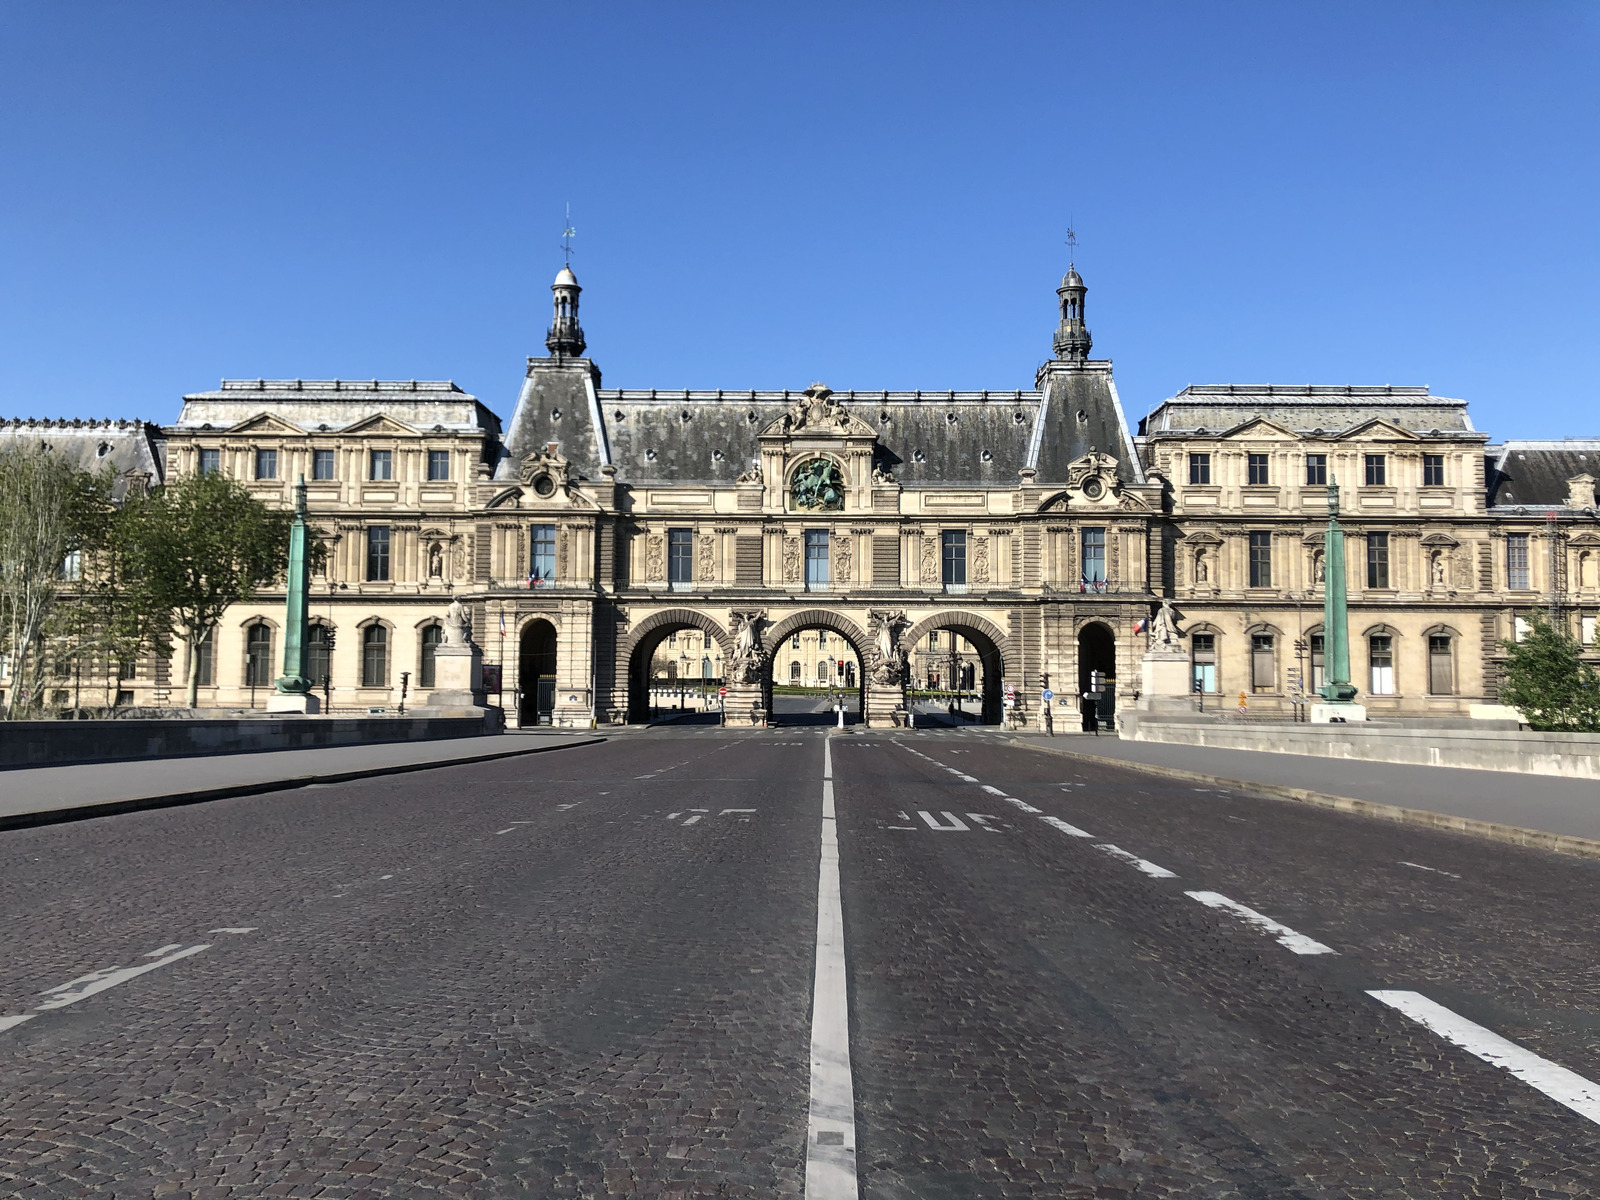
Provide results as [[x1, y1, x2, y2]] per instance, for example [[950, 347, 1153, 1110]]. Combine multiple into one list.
[[0, 733, 824, 1198], [838, 733, 1600, 1196]]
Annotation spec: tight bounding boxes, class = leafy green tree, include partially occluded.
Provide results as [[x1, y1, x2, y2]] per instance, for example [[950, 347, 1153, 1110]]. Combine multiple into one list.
[[121, 471, 297, 708], [1499, 611, 1600, 732], [0, 445, 114, 717]]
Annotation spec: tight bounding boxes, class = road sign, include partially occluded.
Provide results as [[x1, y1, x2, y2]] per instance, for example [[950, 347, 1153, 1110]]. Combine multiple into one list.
[[719, 686, 727, 696], [1041, 688, 1054, 702]]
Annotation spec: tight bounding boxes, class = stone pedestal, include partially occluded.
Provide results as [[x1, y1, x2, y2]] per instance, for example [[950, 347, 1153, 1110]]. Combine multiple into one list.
[[421, 643, 489, 714], [721, 683, 766, 728], [1136, 646, 1195, 714], [1310, 702, 1368, 723], [865, 684, 908, 729], [266, 691, 320, 714]]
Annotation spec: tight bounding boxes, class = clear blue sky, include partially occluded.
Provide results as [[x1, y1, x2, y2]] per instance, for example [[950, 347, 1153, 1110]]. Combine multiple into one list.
[[2, 2, 1596, 439]]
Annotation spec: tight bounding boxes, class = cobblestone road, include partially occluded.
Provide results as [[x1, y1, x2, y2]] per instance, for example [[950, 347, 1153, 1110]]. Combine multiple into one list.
[[2, 725, 1598, 1196]]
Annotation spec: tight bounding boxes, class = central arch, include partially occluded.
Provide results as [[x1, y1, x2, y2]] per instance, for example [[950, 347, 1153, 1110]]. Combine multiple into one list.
[[897, 610, 1014, 725], [621, 608, 732, 723], [760, 609, 870, 726]]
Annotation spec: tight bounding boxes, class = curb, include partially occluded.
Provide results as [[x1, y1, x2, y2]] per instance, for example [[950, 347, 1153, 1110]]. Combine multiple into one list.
[[0, 737, 607, 834], [1006, 738, 1600, 861]]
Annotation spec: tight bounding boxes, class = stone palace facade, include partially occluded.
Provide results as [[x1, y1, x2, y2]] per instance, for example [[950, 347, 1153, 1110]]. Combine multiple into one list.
[[6, 260, 1596, 726]]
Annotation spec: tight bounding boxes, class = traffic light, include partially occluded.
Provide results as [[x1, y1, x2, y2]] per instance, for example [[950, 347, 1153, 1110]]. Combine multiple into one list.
[[837, 659, 845, 673]]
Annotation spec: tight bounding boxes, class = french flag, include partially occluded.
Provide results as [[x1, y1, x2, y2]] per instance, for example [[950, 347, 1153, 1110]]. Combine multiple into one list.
[[1133, 617, 1148, 634]]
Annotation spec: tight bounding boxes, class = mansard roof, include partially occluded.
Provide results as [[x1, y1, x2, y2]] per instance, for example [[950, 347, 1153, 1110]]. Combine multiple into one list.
[[499, 359, 1142, 488], [173, 379, 500, 436], [0, 417, 165, 497], [1486, 439, 1600, 509], [1139, 384, 1482, 440]]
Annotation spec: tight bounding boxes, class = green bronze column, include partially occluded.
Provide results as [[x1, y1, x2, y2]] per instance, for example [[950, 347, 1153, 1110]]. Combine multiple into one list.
[[276, 475, 313, 697], [1319, 476, 1358, 704]]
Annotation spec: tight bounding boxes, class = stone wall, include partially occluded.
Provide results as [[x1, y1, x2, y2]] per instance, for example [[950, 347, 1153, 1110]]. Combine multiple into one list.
[[0, 714, 501, 769], [1117, 712, 1600, 779]]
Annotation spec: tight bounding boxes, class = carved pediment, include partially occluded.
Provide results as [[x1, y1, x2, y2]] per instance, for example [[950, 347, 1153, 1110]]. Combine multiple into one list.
[[1331, 417, 1420, 442], [519, 441, 573, 500], [225, 412, 307, 436], [1215, 416, 1299, 440], [341, 412, 420, 436], [1181, 529, 1224, 546], [758, 382, 877, 440], [1419, 532, 1460, 547], [1066, 452, 1122, 504]]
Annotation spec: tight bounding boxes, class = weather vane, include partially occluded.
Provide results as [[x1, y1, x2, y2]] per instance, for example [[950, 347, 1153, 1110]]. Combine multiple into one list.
[[560, 203, 576, 265], [1065, 225, 1078, 269]]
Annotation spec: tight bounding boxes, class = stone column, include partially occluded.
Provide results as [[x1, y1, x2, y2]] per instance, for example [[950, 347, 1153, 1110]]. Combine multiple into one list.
[[268, 476, 320, 714]]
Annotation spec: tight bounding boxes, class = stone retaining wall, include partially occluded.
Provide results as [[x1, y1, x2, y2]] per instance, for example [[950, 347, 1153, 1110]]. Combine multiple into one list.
[[1117, 713, 1600, 779], [0, 714, 502, 769]]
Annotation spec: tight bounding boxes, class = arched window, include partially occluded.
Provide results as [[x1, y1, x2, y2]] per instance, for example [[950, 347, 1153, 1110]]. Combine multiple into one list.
[[1369, 634, 1395, 695], [420, 624, 443, 688], [245, 624, 273, 687], [306, 624, 331, 686], [790, 660, 801, 682], [195, 628, 215, 688], [1428, 632, 1454, 695], [362, 625, 389, 687], [1190, 632, 1217, 694], [818, 659, 830, 682]]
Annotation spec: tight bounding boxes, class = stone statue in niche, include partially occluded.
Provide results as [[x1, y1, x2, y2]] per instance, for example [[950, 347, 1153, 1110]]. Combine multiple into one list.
[[1312, 550, 1325, 585], [444, 598, 473, 646], [427, 542, 444, 579], [1431, 551, 1447, 588], [1194, 548, 1210, 584]]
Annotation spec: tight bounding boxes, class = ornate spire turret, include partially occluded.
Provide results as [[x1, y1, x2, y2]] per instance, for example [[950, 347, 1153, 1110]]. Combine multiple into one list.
[[545, 264, 586, 358], [1052, 258, 1092, 362]]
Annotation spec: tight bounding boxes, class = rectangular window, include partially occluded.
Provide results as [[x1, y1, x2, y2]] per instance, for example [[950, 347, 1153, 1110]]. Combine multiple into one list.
[[1428, 634, 1453, 695], [1247, 453, 1270, 486], [667, 527, 693, 589], [362, 626, 388, 687], [1081, 527, 1106, 584], [366, 526, 391, 581], [1584, 616, 1597, 646], [1423, 454, 1445, 487], [530, 523, 556, 586], [195, 630, 214, 688], [1251, 634, 1275, 693], [929, 631, 940, 649], [1310, 632, 1326, 691], [245, 625, 273, 687], [1369, 634, 1395, 695], [1191, 632, 1216, 694], [1305, 454, 1327, 486], [199, 448, 221, 476], [306, 625, 331, 687], [1364, 454, 1386, 486], [427, 450, 450, 481], [312, 449, 335, 480], [61, 550, 82, 582], [1248, 531, 1272, 588], [804, 529, 830, 591], [255, 448, 277, 480], [1507, 533, 1530, 589], [1367, 531, 1390, 589], [1188, 453, 1211, 485], [941, 529, 967, 588], [370, 450, 392, 481]]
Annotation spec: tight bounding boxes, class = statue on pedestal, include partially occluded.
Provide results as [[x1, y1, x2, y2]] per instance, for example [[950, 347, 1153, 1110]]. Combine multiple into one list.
[[444, 598, 473, 646], [729, 610, 766, 684]]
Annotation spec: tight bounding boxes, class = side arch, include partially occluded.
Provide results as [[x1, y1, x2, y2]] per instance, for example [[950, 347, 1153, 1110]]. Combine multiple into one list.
[[897, 609, 1015, 669], [619, 607, 733, 664]]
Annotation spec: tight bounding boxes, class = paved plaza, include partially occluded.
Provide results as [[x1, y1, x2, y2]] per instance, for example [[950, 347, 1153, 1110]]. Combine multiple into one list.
[[2, 709, 1599, 1196]]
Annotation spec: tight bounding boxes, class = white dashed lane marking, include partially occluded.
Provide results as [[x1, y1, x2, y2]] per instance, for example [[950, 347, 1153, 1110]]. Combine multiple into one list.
[[1369, 990, 1600, 1128], [1094, 844, 1178, 879], [1184, 891, 1336, 956]]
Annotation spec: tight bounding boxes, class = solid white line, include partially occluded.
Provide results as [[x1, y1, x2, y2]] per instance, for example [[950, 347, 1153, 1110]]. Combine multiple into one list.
[[806, 737, 859, 1199], [1095, 844, 1178, 879], [1040, 815, 1094, 838], [1369, 990, 1600, 1126], [1184, 891, 1335, 955]]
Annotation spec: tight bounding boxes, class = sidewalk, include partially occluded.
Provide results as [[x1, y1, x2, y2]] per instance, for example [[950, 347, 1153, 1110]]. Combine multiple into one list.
[[1008, 732, 1600, 855], [0, 732, 602, 830]]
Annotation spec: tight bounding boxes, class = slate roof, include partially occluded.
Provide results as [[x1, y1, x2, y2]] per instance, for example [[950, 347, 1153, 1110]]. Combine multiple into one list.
[[499, 359, 1142, 487], [1486, 440, 1600, 509], [0, 418, 165, 498], [1139, 384, 1478, 438], [174, 379, 500, 435]]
